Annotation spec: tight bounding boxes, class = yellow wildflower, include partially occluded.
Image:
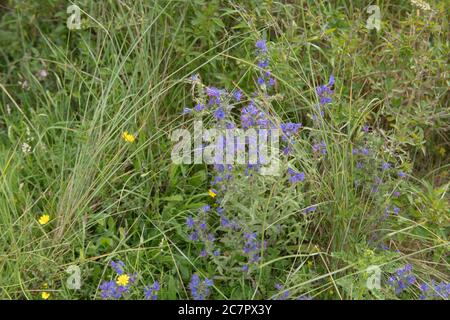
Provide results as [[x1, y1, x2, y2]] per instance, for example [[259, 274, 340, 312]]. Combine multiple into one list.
[[41, 292, 50, 300], [38, 214, 50, 225], [116, 274, 130, 286], [208, 189, 217, 198], [122, 131, 135, 143]]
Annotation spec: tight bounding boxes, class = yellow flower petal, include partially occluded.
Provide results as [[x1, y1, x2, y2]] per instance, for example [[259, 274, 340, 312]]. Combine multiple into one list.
[[38, 214, 50, 225], [208, 189, 216, 198], [116, 274, 130, 286], [41, 292, 50, 300], [122, 131, 135, 143]]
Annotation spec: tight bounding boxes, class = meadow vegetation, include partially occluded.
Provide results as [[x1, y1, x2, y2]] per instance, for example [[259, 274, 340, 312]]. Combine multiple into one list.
[[0, 0, 448, 300]]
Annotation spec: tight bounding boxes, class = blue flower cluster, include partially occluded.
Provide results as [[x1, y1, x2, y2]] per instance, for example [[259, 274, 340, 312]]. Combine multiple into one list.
[[186, 205, 217, 257], [388, 265, 449, 300], [211, 164, 233, 192], [218, 207, 240, 231], [312, 141, 327, 155], [383, 205, 400, 218], [99, 261, 137, 299], [352, 124, 410, 233], [419, 280, 450, 300], [206, 86, 222, 101], [183, 77, 232, 117], [312, 75, 334, 120], [255, 40, 275, 89], [242, 232, 266, 272], [144, 281, 160, 300], [280, 122, 302, 155], [111, 260, 125, 274], [287, 168, 305, 184], [316, 75, 334, 106], [303, 205, 317, 214], [99, 280, 124, 299], [280, 123, 302, 142], [273, 283, 290, 300], [387, 264, 416, 295], [240, 102, 271, 129], [189, 274, 214, 300]]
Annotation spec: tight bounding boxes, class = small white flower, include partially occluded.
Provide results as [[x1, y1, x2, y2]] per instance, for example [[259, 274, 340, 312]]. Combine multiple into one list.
[[410, 0, 433, 12], [37, 69, 48, 80], [21, 142, 31, 154]]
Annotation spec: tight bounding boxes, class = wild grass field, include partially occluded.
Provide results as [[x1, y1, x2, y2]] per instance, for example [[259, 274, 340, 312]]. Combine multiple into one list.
[[0, 0, 448, 300]]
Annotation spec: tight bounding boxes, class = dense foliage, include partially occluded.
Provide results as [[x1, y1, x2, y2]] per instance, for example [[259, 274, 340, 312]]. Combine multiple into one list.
[[0, 0, 448, 300]]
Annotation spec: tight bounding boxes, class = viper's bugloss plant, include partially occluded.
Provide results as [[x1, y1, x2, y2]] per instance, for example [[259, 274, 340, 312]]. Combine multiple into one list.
[[419, 280, 450, 300], [388, 265, 416, 295], [189, 274, 214, 300], [144, 281, 160, 300]]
